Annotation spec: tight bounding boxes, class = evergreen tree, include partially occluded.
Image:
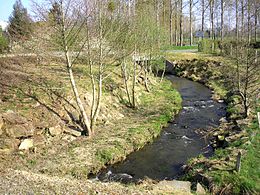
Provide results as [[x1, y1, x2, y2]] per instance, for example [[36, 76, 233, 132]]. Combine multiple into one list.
[[49, 2, 62, 25], [0, 27, 9, 53], [8, 0, 32, 42]]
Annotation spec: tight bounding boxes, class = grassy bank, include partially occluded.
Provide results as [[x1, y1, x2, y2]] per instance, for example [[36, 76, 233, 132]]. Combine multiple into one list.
[[166, 52, 260, 194], [0, 56, 182, 179], [166, 53, 230, 100], [162, 45, 198, 51]]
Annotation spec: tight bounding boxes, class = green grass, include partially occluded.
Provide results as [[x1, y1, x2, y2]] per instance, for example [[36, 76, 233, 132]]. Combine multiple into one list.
[[165, 52, 259, 194], [208, 121, 260, 194], [161, 45, 198, 51], [95, 80, 182, 166], [237, 121, 260, 193]]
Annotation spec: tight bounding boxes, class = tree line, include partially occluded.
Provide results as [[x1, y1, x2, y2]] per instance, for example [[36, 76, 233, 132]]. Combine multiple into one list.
[[2, 0, 260, 50]]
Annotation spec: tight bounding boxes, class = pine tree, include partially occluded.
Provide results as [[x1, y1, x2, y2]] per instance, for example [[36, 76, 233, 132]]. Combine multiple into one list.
[[8, 0, 32, 42], [0, 27, 9, 53]]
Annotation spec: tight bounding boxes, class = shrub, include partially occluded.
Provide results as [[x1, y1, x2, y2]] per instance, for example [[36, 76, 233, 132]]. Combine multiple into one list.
[[0, 28, 9, 53], [198, 39, 221, 54]]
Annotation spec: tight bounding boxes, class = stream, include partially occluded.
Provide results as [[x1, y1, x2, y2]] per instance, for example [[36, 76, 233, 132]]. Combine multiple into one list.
[[96, 75, 226, 182]]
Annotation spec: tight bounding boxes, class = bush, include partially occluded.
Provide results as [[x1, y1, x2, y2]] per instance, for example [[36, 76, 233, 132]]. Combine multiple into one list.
[[198, 39, 221, 54], [0, 28, 9, 53], [221, 40, 248, 56], [0, 36, 8, 53]]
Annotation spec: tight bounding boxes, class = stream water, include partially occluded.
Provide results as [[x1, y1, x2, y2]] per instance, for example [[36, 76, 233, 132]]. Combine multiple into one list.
[[96, 75, 226, 182]]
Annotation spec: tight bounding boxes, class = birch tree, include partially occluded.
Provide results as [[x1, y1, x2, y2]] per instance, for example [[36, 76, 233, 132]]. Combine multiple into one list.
[[221, 0, 224, 41], [209, 0, 215, 40], [201, 0, 205, 38], [33, 0, 93, 136], [179, 0, 183, 46], [189, 0, 193, 45]]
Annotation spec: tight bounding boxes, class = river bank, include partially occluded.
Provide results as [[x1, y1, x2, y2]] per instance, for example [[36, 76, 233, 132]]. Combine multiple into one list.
[[0, 54, 258, 194], [166, 52, 259, 194], [97, 75, 226, 183], [0, 56, 184, 193]]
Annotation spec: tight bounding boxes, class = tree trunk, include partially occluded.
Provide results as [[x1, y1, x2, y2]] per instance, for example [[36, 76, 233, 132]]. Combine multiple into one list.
[[122, 59, 132, 105], [93, 70, 102, 124], [201, 0, 205, 39], [255, 6, 258, 42], [156, 0, 160, 48], [93, 1, 103, 125], [257, 112, 260, 128], [160, 61, 166, 82], [179, 0, 183, 46], [144, 60, 150, 92], [170, 0, 173, 45], [132, 52, 137, 108], [236, 0, 239, 40], [243, 48, 250, 118], [67, 58, 91, 136], [189, 0, 193, 46], [221, 0, 224, 41], [235, 0, 240, 92], [247, 0, 251, 43], [241, 0, 244, 39], [163, 0, 167, 32], [90, 64, 96, 130], [60, 2, 91, 136], [235, 45, 241, 92], [210, 0, 215, 40], [175, 0, 178, 45], [128, 0, 131, 17]]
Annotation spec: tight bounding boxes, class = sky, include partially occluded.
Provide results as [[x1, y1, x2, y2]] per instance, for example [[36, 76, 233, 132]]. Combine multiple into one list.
[[0, 0, 37, 22]]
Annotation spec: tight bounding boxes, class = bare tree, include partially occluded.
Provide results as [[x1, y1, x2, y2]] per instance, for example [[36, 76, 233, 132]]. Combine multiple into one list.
[[236, 0, 239, 40], [254, 0, 259, 42], [32, 0, 93, 136], [175, 0, 179, 45], [240, 47, 259, 117], [241, 0, 245, 39], [189, 0, 193, 45], [201, 0, 205, 38], [209, 0, 215, 40], [221, 0, 224, 41], [247, 0, 251, 43], [179, 0, 183, 46], [156, 0, 161, 48], [170, 0, 174, 45]]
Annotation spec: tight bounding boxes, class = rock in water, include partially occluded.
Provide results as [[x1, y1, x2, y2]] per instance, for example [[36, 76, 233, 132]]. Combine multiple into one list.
[[19, 139, 33, 150], [110, 173, 133, 183], [196, 183, 206, 195], [219, 117, 228, 123], [181, 135, 193, 141], [101, 170, 133, 183]]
